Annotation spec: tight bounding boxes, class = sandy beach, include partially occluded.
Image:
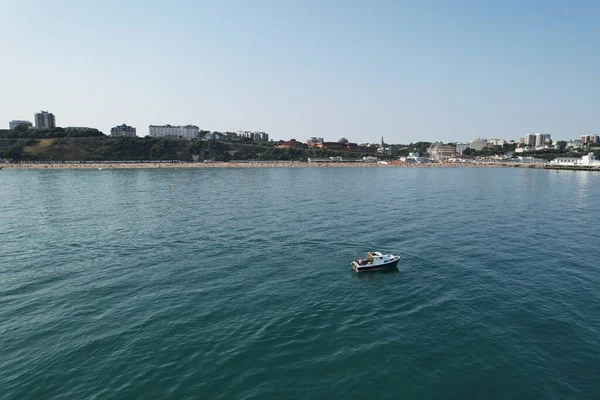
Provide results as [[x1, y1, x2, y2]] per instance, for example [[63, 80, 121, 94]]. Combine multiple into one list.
[[2, 161, 520, 170]]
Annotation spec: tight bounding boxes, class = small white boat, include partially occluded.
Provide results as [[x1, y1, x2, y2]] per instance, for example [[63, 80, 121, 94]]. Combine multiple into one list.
[[351, 251, 401, 272]]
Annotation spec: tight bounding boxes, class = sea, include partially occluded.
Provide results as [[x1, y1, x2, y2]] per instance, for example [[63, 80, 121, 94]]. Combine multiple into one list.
[[1, 167, 599, 399]]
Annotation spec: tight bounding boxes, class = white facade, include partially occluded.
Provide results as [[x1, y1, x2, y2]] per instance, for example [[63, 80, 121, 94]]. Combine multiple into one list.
[[470, 138, 487, 150], [516, 156, 543, 163], [202, 132, 223, 141], [551, 153, 600, 166], [149, 125, 199, 139], [238, 131, 269, 141], [9, 120, 32, 129], [487, 138, 505, 146], [567, 140, 583, 148], [111, 124, 137, 137]]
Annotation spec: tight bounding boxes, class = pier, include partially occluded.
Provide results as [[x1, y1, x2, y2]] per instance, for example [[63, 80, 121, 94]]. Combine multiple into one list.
[[542, 164, 600, 172]]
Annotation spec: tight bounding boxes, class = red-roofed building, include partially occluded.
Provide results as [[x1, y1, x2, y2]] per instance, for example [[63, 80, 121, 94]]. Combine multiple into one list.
[[277, 139, 308, 149]]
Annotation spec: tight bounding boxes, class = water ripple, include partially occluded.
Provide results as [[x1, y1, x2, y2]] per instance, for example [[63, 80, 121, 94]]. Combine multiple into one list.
[[1, 168, 599, 399]]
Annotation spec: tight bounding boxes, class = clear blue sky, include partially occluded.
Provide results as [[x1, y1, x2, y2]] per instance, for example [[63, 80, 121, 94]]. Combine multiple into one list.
[[1, 0, 598, 143]]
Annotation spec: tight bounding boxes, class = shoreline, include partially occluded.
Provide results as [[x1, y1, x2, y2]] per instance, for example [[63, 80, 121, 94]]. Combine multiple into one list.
[[3, 161, 528, 169]]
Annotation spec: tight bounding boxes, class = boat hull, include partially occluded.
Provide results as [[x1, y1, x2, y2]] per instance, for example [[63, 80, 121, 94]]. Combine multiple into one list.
[[352, 257, 400, 272]]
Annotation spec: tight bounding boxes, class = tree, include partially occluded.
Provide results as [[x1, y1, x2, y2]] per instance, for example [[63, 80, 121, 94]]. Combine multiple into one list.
[[556, 140, 567, 150], [338, 137, 349, 144], [13, 124, 30, 133], [3, 146, 24, 160]]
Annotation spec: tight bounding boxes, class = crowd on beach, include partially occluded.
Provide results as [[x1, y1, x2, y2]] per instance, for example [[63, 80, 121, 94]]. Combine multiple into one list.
[[4, 161, 514, 169]]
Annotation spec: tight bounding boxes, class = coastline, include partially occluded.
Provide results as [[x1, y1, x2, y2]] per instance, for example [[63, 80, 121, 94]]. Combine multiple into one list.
[[3, 161, 525, 169]]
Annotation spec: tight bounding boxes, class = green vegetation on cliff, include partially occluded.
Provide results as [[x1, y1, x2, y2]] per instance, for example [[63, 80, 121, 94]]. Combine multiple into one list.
[[0, 137, 205, 161], [0, 136, 383, 162], [0, 127, 104, 139]]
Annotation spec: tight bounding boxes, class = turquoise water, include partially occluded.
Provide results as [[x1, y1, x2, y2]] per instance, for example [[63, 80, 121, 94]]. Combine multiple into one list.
[[1, 167, 599, 399]]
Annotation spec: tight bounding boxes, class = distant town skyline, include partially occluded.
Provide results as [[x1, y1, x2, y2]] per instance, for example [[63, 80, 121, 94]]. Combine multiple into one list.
[[2, 1, 599, 143]]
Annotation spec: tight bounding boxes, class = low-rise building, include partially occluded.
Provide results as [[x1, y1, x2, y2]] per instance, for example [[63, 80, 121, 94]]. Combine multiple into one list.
[[277, 139, 307, 149], [319, 141, 345, 150], [376, 136, 392, 155], [487, 138, 505, 146], [9, 120, 32, 130], [202, 132, 224, 141], [66, 127, 94, 132], [312, 141, 376, 153], [455, 143, 470, 154], [470, 138, 487, 150], [515, 146, 535, 153], [238, 131, 269, 142], [428, 142, 456, 160], [307, 137, 324, 148], [515, 156, 544, 164], [149, 124, 199, 139], [111, 124, 137, 137], [377, 147, 392, 155], [551, 153, 600, 166]]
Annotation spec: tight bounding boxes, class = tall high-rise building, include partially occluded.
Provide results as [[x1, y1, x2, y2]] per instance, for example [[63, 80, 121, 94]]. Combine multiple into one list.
[[525, 133, 536, 147], [534, 133, 550, 147], [34, 111, 56, 129], [581, 134, 599, 144]]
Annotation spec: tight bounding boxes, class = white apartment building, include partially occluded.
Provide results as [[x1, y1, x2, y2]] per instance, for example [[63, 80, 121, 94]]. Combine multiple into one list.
[[238, 131, 269, 142], [487, 138, 506, 146], [149, 125, 199, 139], [9, 120, 32, 129], [202, 132, 223, 141], [111, 124, 137, 137], [470, 138, 487, 150], [566, 140, 583, 148]]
